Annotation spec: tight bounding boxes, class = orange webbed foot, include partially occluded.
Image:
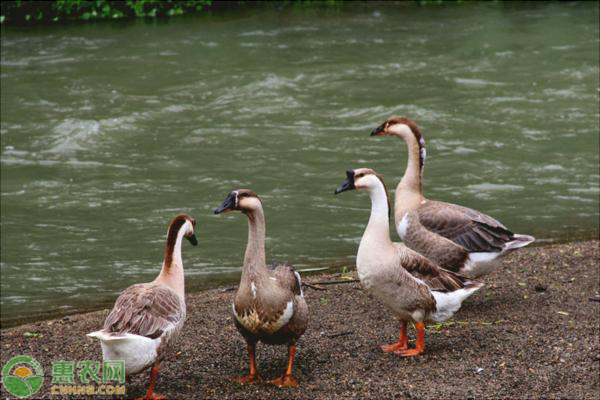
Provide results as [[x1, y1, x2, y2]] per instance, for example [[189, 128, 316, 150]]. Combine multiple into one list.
[[270, 374, 299, 388], [381, 342, 408, 353], [394, 348, 424, 357], [232, 374, 263, 385]]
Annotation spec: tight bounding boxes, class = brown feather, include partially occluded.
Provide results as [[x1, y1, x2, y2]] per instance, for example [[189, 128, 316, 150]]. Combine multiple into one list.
[[418, 200, 515, 252], [103, 283, 184, 339]]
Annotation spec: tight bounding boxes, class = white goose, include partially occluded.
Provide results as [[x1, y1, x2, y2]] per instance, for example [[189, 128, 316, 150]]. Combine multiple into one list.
[[87, 213, 197, 400], [335, 168, 482, 356], [371, 116, 535, 277]]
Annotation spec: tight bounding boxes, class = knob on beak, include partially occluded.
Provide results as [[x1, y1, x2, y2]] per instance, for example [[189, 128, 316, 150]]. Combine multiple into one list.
[[214, 192, 237, 214]]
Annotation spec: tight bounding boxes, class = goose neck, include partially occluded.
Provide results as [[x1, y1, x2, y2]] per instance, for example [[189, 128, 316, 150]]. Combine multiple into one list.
[[157, 221, 188, 296], [241, 206, 268, 284], [398, 133, 424, 194], [363, 183, 393, 246]]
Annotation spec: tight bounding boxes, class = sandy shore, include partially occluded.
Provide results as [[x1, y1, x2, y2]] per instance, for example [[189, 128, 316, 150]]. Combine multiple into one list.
[[1, 240, 599, 399]]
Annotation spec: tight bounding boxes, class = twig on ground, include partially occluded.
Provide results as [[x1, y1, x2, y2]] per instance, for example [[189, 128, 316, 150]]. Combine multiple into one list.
[[310, 279, 361, 286], [303, 282, 327, 291]]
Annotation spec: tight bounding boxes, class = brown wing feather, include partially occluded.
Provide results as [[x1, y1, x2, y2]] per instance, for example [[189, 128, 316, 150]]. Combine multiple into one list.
[[398, 245, 477, 292], [268, 262, 302, 296], [103, 283, 184, 339], [418, 200, 514, 252]]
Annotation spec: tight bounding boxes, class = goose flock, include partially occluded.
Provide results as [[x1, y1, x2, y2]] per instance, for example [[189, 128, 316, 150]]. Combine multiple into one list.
[[87, 116, 534, 398]]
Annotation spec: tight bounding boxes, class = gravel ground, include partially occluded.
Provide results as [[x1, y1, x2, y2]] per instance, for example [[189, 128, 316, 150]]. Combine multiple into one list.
[[1, 240, 599, 399]]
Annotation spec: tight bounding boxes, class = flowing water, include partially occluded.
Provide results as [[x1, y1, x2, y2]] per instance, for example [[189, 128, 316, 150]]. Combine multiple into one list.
[[1, 2, 598, 326]]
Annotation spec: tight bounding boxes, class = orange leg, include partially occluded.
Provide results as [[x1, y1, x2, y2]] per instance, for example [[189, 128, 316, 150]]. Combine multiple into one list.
[[134, 361, 166, 400], [395, 321, 426, 357], [381, 320, 408, 352], [232, 342, 262, 384], [270, 343, 299, 388]]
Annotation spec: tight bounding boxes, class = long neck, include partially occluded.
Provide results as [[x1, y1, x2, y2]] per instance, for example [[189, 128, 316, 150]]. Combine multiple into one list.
[[398, 133, 424, 195], [241, 206, 268, 285], [156, 222, 187, 296], [362, 182, 393, 247]]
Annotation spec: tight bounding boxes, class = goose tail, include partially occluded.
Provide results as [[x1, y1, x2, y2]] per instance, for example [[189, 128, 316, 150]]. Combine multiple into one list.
[[505, 234, 535, 251]]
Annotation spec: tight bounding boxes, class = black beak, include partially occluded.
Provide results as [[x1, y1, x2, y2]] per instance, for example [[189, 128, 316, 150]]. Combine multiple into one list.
[[186, 234, 198, 246], [214, 192, 237, 214], [334, 170, 356, 195], [370, 122, 387, 136]]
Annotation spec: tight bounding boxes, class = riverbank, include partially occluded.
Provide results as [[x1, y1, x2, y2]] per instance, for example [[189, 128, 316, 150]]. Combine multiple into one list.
[[1, 240, 598, 399]]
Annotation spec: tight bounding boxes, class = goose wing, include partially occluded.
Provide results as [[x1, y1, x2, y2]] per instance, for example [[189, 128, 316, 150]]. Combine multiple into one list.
[[418, 200, 514, 252], [103, 283, 184, 339], [268, 263, 302, 297], [397, 244, 477, 292]]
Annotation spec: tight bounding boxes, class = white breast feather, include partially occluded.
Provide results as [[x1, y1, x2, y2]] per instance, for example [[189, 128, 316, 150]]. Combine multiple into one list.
[[276, 301, 295, 327]]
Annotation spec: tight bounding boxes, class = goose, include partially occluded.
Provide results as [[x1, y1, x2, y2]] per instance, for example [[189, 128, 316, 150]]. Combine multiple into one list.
[[87, 213, 197, 400], [371, 116, 535, 277], [214, 189, 308, 388], [335, 168, 482, 356]]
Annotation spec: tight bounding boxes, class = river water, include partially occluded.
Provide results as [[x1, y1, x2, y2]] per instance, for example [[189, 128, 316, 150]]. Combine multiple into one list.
[[1, 2, 598, 326]]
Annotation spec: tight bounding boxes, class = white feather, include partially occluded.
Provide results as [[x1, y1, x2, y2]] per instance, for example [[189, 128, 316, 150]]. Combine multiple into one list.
[[469, 251, 500, 263], [275, 300, 294, 328], [294, 271, 304, 297], [250, 281, 257, 298], [430, 286, 480, 322], [397, 213, 410, 240], [505, 234, 535, 250], [462, 252, 501, 277], [87, 331, 160, 375]]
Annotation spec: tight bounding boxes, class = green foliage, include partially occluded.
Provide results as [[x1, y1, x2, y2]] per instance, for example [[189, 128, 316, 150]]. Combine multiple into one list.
[[0, 0, 213, 24]]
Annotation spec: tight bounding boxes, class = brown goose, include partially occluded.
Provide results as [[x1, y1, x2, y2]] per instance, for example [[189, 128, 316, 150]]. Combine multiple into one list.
[[335, 168, 482, 356], [214, 189, 308, 388], [371, 116, 535, 277], [87, 213, 197, 400]]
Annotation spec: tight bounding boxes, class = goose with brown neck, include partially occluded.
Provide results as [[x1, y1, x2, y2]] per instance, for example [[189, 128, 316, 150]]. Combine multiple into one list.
[[87, 213, 197, 400], [335, 169, 482, 356], [371, 116, 535, 277], [214, 189, 308, 388]]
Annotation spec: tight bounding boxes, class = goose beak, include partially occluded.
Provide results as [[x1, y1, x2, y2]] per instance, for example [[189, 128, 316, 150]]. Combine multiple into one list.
[[186, 234, 198, 246], [370, 122, 387, 136], [214, 192, 237, 214], [334, 170, 356, 194]]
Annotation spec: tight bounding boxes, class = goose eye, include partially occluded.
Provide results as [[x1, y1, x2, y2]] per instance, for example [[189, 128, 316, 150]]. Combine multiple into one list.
[[356, 173, 364, 178]]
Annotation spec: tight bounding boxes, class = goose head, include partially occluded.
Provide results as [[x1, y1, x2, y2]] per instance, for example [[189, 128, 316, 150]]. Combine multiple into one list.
[[169, 213, 198, 246], [370, 116, 421, 139], [371, 116, 426, 169], [334, 168, 385, 194], [214, 189, 261, 214]]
